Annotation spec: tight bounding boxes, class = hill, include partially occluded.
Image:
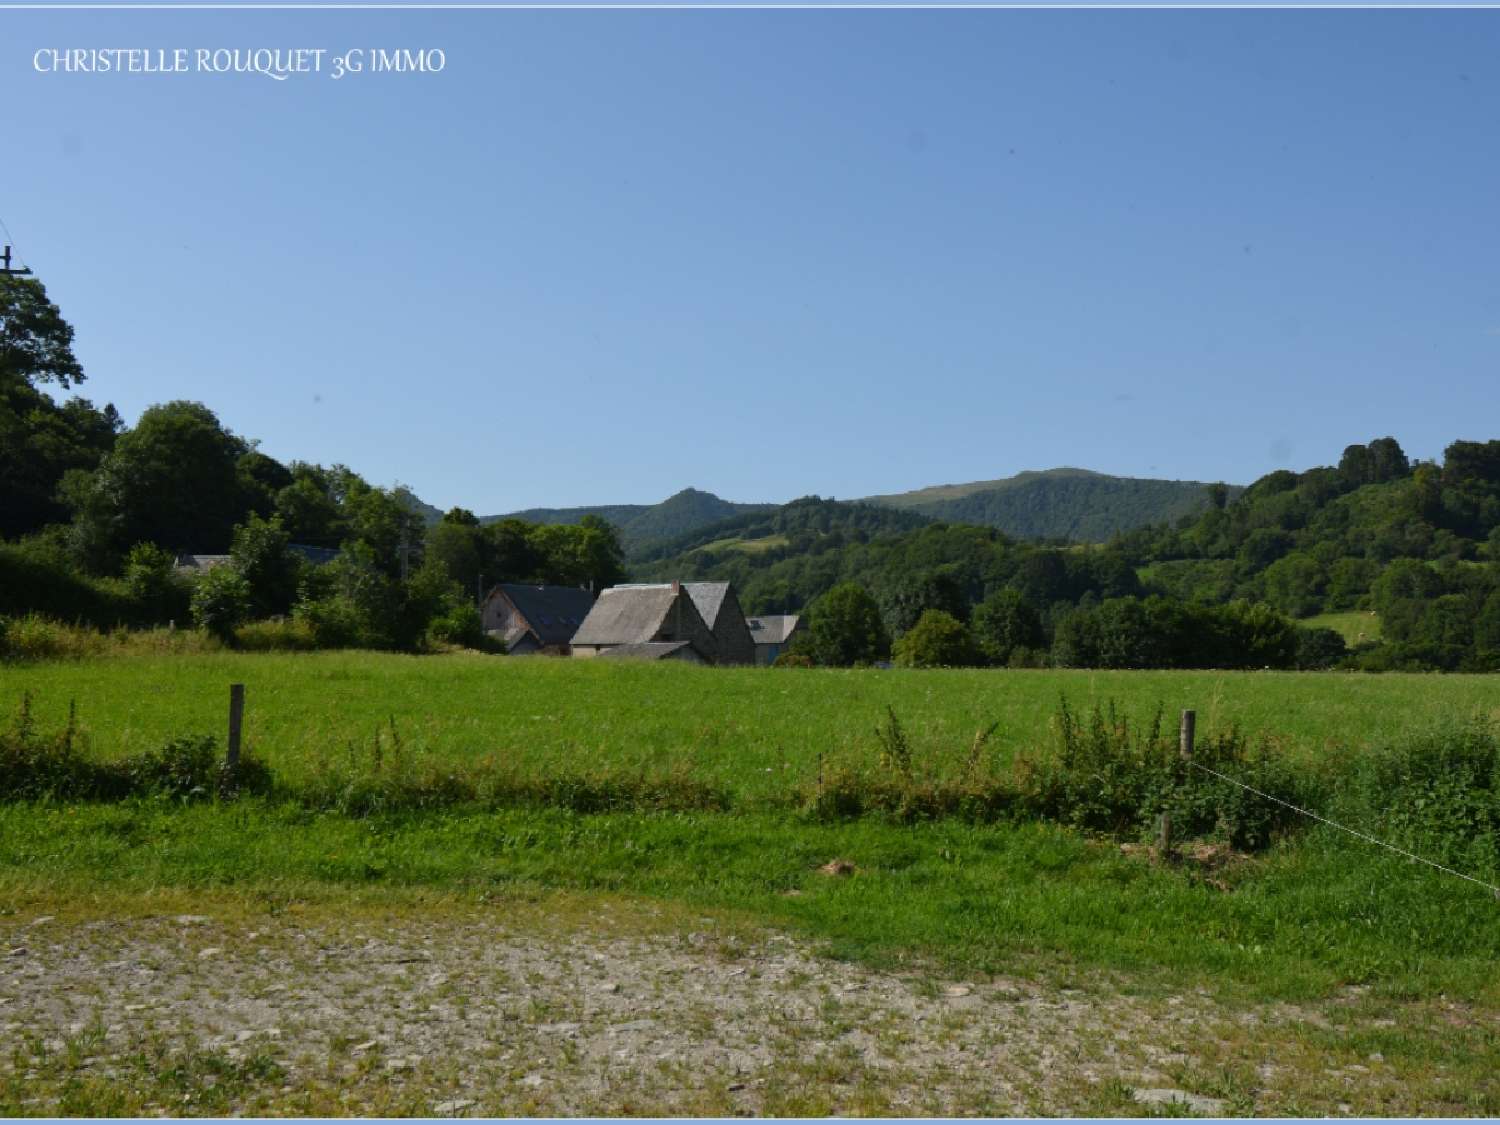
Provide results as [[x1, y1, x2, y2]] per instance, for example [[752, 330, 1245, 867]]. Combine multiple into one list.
[[488, 487, 776, 555], [864, 468, 1240, 542]]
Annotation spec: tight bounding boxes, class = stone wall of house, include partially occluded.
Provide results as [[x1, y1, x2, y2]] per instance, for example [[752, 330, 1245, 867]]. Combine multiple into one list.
[[652, 589, 720, 662], [712, 587, 758, 666]]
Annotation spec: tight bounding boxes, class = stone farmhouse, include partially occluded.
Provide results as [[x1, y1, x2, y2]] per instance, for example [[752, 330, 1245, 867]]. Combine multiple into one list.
[[480, 583, 597, 655], [571, 581, 719, 662]]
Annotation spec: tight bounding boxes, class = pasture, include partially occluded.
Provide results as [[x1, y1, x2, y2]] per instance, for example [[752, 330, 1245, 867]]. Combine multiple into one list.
[[3, 652, 1492, 794], [3, 653, 1500, 1115]]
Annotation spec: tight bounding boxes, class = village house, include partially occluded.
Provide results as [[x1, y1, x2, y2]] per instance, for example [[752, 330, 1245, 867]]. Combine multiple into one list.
[[570, 581, 720, 662], [481, 583, 596, 655], [683, 582, 757, 666], [747, 614, 803, 665]]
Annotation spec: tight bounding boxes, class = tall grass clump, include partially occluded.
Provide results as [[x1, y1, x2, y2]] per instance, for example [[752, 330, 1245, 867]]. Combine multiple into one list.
[[1014, 698, 1312, 850], [296, 718, 730, 817], [804, 707, 1017, 823], [0, 693, 269, 801], [1332, 718, 1500, 881]]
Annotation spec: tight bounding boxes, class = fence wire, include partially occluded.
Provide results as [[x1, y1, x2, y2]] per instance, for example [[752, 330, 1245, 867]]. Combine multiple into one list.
[[1186, 759, 1500, 899]]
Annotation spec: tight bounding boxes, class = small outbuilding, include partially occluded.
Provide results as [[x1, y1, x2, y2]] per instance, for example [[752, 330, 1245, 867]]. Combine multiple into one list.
[[481, 583, 596, 655], [747, 614, 804, 665]]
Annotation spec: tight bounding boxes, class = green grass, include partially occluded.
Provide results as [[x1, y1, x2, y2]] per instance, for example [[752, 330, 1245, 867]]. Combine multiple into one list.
[[3, 653, 1494, 797], [1303, 610, 1384, 646], [4, 800, 1499, 1006], [4, 653, 1500, 1012]]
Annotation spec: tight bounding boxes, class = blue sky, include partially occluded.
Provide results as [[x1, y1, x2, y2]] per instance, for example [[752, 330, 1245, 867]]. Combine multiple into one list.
[[4, 8, 1498, 514]]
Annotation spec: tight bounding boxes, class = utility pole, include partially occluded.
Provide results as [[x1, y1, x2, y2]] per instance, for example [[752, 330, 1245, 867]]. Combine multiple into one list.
[[1, 246, 33, 277]]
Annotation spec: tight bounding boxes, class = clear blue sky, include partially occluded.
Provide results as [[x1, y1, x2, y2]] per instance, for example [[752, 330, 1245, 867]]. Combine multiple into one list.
[[4, 8, 1497, 514]]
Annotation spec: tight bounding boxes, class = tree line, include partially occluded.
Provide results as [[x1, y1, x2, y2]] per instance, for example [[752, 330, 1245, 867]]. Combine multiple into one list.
[[1, 273, 624, 650]]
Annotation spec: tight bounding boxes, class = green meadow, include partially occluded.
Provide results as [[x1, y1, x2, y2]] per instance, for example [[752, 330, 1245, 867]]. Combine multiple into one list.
[[3, 652, 1493, 794], [4, 653, 1500, 1017]]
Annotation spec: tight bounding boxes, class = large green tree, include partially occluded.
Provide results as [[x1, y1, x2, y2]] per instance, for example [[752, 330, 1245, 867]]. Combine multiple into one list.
[[66, 400, 251, 569], [802, 581, 890, 666], [0, 276, 121, 537]]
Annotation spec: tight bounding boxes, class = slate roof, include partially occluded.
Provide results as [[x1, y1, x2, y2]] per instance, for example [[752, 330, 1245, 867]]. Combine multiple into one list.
[[746, 614, 801, 645], [596, 641, 698, 660], [684, 582, 731, 630], [493, 584, 596, 647], [571, 585, 680, 646]]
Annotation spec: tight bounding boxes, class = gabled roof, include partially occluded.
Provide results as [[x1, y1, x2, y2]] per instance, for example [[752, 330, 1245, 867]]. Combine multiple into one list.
[[571, 585, 680, 646], [490, 584, 596, 647], [746, 614, 801, 645], [596, 641, 698, 660], [683, 582, 731, 630]]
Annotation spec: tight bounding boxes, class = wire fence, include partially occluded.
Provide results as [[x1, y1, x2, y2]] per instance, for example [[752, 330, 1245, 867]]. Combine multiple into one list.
[[1187, 758, 1500, 900]]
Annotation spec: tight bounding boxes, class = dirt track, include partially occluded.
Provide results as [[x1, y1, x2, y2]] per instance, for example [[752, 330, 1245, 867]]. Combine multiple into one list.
[[0, 905, 1254, 1116]]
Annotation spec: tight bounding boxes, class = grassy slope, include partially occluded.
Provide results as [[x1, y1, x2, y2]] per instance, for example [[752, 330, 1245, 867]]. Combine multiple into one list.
[[1304, 610, 1384, 646]]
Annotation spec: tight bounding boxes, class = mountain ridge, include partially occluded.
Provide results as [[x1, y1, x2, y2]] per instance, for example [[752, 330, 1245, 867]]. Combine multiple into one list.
[[462, 469, 1241, 553]]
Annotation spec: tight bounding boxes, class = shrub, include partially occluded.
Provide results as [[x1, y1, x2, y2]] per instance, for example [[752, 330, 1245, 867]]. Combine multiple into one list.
[[234, 617, 318, 652], [0, 614, 108, 662], [1296, 626, 1348, 670], [123, 542, 190, 624], [892, 609, 982, 668], [1013, 698, 1310, 850], [294, 594, 368, 649], [426, 601, 484, 649], [772, 653, 813, 668], [1333, 719, 1500, 877], [191, 566, 251, 642]]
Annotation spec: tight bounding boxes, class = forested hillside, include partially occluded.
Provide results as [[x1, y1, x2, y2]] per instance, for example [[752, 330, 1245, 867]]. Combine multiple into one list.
[[493, 487, 774, 554], [637, 440, 1500, 672], [865, 468, 1238, 541]]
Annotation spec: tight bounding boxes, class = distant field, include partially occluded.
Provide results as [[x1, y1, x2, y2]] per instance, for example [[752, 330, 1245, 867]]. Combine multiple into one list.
[[3, 654, 1492, 797], [694, 534, 789, 555], [1303, 610, 1384, 646]]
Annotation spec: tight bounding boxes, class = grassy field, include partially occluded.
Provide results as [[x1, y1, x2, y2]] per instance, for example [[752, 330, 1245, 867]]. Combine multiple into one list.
[[3, 652, 1499, 1114], [3, 653, 1494, 795], [694, 534, 790, 555], [1303, 610, 1384, 646]]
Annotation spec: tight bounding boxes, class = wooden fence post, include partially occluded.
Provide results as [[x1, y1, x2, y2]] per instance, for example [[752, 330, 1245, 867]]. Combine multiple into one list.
[[1159, 709, 1196, 858], [227, 683, 245, 773]]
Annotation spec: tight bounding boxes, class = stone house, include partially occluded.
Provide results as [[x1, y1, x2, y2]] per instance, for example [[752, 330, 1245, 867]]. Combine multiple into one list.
[[570, 582, 719, 662], [481, 583, 596, 655]]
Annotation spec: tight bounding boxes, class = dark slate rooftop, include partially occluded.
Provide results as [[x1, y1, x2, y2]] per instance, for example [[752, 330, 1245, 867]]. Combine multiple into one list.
[[494, 584, 597, 647]]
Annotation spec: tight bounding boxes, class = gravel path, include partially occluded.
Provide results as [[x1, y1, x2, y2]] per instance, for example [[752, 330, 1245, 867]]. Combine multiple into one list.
[[0, 906, 1392, 1116]]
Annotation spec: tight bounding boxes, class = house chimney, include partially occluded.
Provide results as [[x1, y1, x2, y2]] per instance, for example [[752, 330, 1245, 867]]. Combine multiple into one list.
[[671, 580, 680, 594]]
